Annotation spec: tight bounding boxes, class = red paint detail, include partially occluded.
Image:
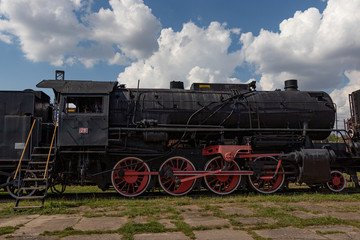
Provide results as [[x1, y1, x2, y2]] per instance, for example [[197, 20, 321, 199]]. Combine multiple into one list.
[[202, 145, 252, 162], [202, 145, 280, 162], [274, 159, 282, 175], [333, 177, 341, 185], [79, 128, 88, 134]]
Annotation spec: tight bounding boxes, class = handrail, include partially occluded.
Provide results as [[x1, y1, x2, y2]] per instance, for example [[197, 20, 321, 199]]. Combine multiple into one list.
[[14, 119, 37, 179], [44, 121, 58, 179]]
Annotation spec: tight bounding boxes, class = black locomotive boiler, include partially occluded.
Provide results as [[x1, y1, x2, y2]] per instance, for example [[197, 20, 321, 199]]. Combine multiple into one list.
[[2, 71, 360, 205]]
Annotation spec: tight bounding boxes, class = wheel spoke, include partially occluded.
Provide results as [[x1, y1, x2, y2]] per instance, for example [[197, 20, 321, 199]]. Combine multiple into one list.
[[180, 160, 185, 170]]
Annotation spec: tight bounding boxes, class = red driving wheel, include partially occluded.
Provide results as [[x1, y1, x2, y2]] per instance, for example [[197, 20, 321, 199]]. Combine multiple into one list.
[[111, 157, 151, 197], [204, 156, 241, 195], [158, 156, 196, 196]]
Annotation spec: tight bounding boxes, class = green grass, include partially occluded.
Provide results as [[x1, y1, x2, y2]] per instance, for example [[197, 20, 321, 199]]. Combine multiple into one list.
[[1, 189, 360, 218], [316, 230, 345, 235], [0, 226, 19, 236]]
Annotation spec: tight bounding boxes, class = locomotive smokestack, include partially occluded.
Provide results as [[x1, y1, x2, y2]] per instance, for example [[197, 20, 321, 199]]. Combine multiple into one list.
[[284, 79, 298, 91]]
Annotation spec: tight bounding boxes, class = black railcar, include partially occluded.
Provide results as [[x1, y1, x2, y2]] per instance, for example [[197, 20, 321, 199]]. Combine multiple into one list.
[[0, 90, 53, 198], [346, 89, 360, 140]]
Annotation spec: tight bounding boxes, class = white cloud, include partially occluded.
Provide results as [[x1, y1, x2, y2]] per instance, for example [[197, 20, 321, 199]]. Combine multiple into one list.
[[0, 0, 161, 67], [117, 22, 243, 88], [240, 0, 360, 92], [240, 0, 360, 122]]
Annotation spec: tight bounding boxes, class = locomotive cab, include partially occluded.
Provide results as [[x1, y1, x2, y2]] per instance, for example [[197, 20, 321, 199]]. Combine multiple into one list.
[[37, 79, 117, 147], [59, 94, 109, 146]]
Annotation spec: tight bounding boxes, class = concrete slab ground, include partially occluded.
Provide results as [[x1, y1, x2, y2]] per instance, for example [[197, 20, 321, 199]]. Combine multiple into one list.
[[0, 236, 57, 240], [322, 233, 353, 240], [220, 206, 254, 215], [326, 211, 360, 221], [133, 232, 189, 240], [2, 199, 360, 240], [0, 215, 39, 228], [232, 216, 275, 225], [254, 227, 327, 240], [12, 215, 80, 236], [62, 234, 123, 240], [306, 224, 360, 233], [287, 210, 324, 219], [181, 211, 230, 227], [73, 216, 128, 231], [193, 229, 253, 240], [158, 218, 177, 229]]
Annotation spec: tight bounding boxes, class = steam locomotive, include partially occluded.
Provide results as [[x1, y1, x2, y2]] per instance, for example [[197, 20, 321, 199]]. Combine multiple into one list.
[[1, 71, 360, 205]]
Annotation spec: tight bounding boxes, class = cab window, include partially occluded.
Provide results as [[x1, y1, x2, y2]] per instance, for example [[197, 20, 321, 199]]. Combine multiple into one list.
[[64, 96, 103, 113]]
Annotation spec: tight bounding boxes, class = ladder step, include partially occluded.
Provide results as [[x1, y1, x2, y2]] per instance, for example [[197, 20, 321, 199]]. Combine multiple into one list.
[[29, 161, 52, 164], [23, 178, 46, 181], [21, 186, 47, 191], [24, 169, 46, 173], [34, 147, 55, 149], [16, 195, 45, 200], [14, 206, 43, 210], [31, 154, 54, 157]]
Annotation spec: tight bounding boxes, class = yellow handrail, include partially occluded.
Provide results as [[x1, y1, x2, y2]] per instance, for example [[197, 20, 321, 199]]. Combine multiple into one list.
[[14, 119, 37, 180], [44, 121, 58, 179]]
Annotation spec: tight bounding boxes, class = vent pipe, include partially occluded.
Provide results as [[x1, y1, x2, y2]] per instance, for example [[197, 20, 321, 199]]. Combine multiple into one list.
[[284, 79, 298, 91], [55, 70, 65, 81]]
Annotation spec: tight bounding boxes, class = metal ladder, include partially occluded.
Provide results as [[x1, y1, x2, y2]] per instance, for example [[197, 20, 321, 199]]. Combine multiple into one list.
[[13, 121, 57, 210]]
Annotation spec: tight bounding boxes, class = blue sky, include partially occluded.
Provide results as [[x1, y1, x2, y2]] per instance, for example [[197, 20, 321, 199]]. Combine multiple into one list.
[[0, 0, 326, 89], [0, 0, 359, 120]]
